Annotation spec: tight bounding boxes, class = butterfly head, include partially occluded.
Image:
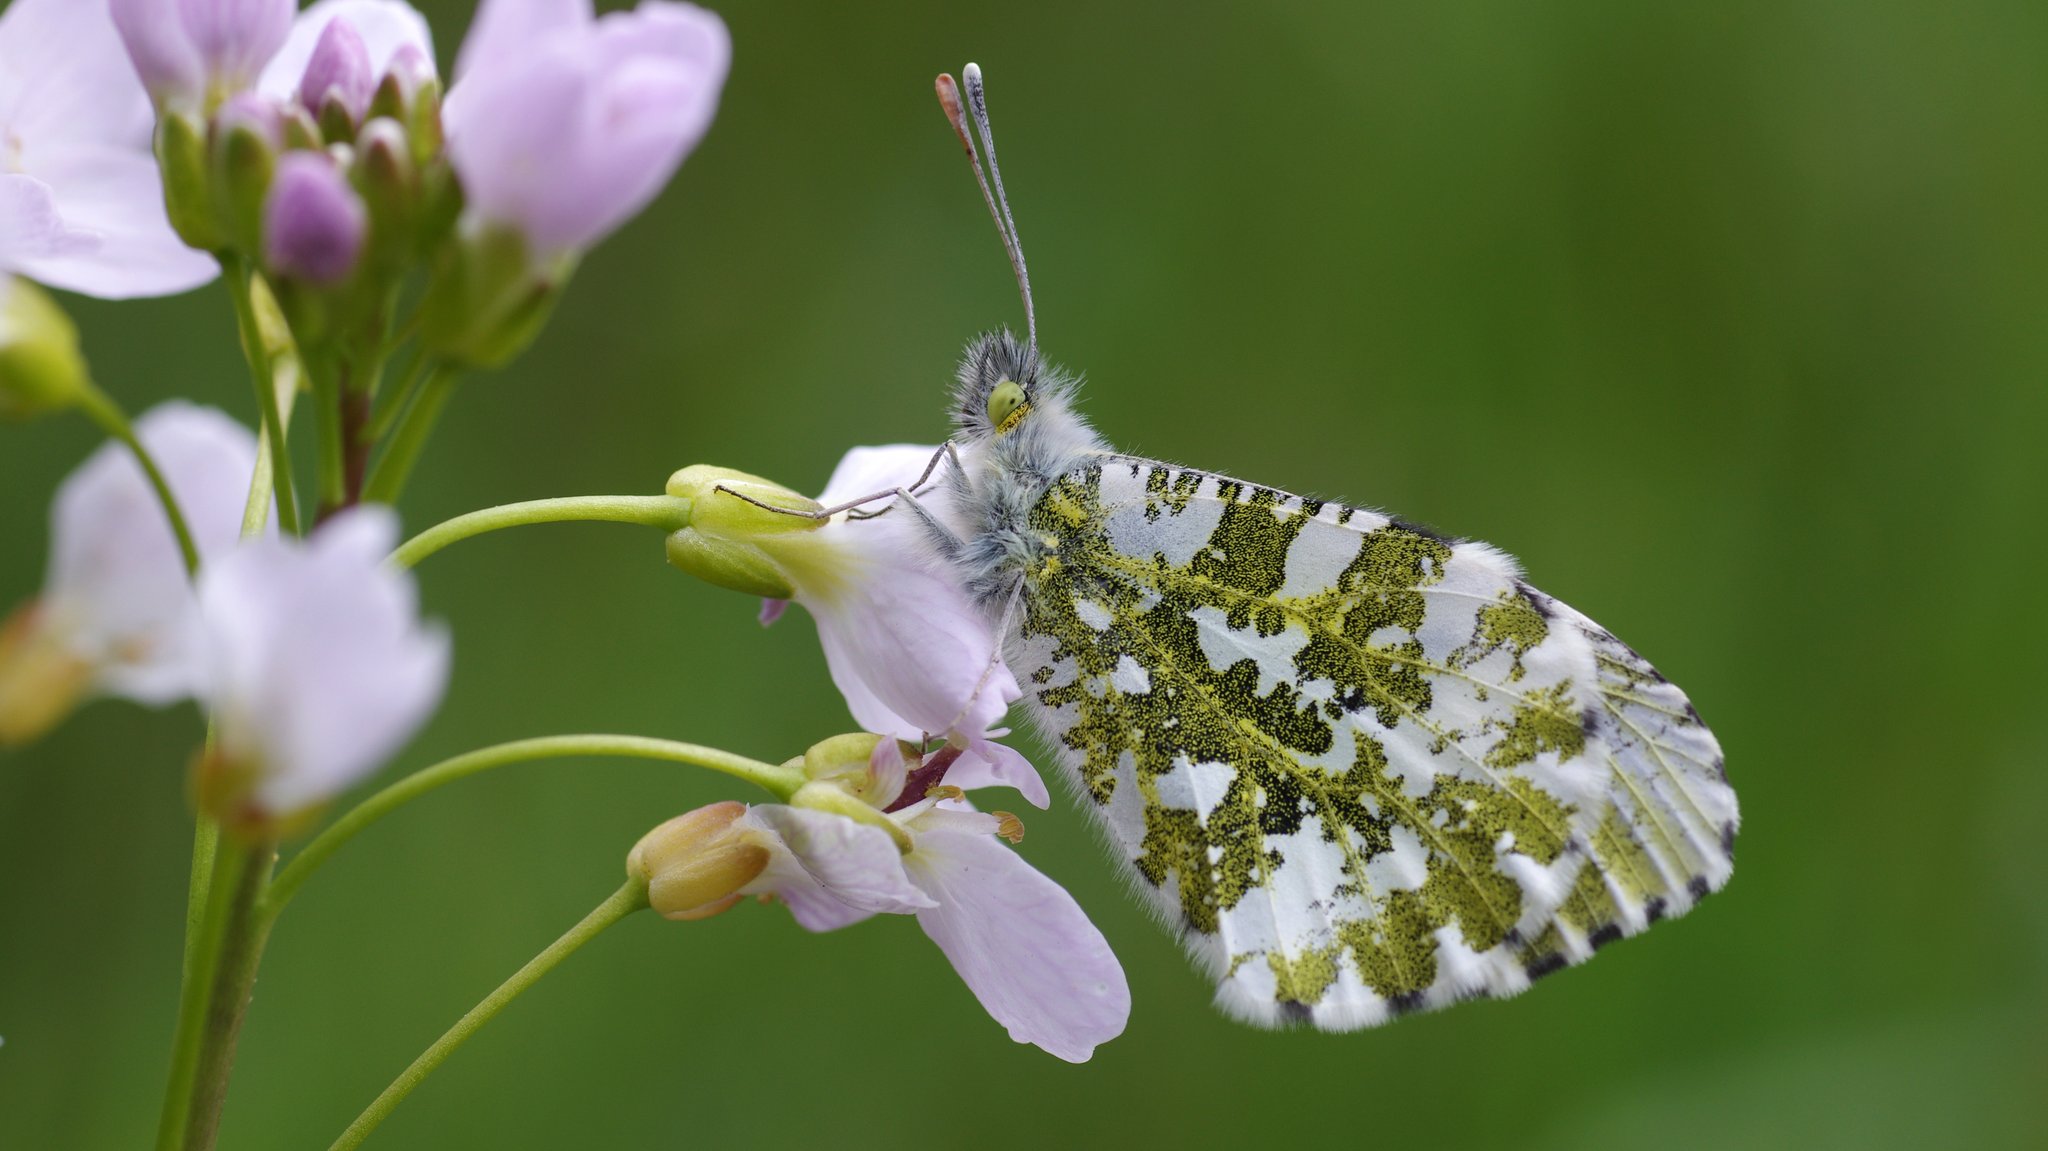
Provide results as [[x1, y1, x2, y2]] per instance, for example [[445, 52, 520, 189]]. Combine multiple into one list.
[[953, 328, 1041, 442]]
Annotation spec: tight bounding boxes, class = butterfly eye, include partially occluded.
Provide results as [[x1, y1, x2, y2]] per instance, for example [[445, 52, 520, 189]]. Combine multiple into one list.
[[987, 378, 1032, 432], [987, 379, 1029, 433]]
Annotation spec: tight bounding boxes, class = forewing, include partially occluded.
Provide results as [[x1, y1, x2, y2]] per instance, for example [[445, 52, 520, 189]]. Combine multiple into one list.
[[1012, 458, 1736, 1029]]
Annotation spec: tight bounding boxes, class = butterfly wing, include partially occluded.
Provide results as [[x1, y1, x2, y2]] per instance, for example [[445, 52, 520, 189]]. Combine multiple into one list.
[[1011, 457, 1736, 1029]]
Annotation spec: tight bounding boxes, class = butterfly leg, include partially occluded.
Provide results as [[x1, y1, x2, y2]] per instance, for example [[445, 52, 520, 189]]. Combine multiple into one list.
[[712, 444, 962, 521]]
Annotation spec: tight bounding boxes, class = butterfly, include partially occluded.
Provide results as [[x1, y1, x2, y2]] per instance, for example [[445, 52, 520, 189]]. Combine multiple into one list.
[[828, 63, 1736, 1030]]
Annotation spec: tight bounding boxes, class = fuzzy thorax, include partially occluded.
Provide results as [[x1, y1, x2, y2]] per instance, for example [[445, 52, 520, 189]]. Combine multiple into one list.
[[939, 330, 1109, 609]]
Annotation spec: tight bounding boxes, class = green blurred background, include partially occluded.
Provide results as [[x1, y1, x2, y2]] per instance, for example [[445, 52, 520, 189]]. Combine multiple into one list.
[[4, 0, 2046, 1146]]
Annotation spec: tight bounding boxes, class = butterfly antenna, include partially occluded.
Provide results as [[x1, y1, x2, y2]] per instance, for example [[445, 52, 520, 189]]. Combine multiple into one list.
[[937, 63, 1036, 356]]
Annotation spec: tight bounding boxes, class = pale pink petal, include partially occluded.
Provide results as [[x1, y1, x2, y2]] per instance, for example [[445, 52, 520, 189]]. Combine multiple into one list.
[[740, 805, 935, 917], [799, 551, 1020, 736], [2, 151, 217, 297], [942, 739, 1051, 810], [903, 827, 1130, 1062], [45, 402, 259, 703], [198, 506, 448, 815], [0, 0, 156, 146], [452, 0, 590, 83], [445, 1, 727, 256]]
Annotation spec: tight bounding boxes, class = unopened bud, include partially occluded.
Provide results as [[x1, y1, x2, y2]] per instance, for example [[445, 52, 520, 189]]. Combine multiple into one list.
[[299, 18, 375, 130], [0, 278, 91, 422], [211, 93, 283, 256], [0, 602, 93, 746], [661, 466, 827, 599], [155, 111, 222, 251], [356, 118, 417, 268], [264, 152, 366, 286], [627, 802, 771, 921]]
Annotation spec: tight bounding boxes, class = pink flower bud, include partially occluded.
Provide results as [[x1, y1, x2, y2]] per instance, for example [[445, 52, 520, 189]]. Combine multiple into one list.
[[263, 152, 366, 285], [298, 18, 375, 122], [109, 0, 294, 108]]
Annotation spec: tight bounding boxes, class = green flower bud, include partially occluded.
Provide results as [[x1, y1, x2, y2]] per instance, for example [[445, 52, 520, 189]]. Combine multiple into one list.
[[156, 110, 222, 252], [211, 112, 279, 258], [661, 466, 828, 599], [0, 278, 90, 422], [355, 118, 417, 271]]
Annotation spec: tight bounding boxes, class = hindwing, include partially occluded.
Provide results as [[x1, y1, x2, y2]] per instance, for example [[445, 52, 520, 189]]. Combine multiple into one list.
[[1011, 457, 1736, 1028]]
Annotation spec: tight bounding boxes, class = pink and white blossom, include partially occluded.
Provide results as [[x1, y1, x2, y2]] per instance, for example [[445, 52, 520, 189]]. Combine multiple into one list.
[[0, 403, 259, 742], [786, 444, 1048, 808], [0, 0, 218, 297], [737, 789, 1129, 1063], [195, 505, 448, 820], [443, 0, 729, 258]]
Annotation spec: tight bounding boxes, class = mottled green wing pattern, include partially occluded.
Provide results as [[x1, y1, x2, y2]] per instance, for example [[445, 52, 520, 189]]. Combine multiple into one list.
[[1012, 457, 1736, 1028]]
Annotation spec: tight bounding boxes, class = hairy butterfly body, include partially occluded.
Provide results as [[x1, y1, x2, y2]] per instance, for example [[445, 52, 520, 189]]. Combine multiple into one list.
[[915, 65, 1735, 1028]]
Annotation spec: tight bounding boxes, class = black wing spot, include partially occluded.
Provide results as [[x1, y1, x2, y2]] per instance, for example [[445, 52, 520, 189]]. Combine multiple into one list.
[[1644, 897, 1668, 923], [1588, 923, 1624, 951], [1687, 876, 1711, 901], [1720, 821, 1737, 857], [1524, 952, 1569, 982]]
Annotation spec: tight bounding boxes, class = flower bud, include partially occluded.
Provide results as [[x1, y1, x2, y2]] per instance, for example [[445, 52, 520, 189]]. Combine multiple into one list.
[[264, 152, 366, 286], [627, 802, 771, 921], [0, 277, 91, 422], [155, 110, 223, 252], [356, 118, 417, 269], [0, 602, 94, 746], [211, 93, 285, 257], [661, 466, 827, 600], [299, 18, 375, 129]]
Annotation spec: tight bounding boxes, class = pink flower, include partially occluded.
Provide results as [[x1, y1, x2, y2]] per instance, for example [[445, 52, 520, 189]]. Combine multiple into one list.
[[0, 0, 218, 297], [0, 403, 259, 742], [737, 775, 1128, 1062], [442, 0, 729, 258], [195, 506, 448, 823], [785, 444, 1048, 808]]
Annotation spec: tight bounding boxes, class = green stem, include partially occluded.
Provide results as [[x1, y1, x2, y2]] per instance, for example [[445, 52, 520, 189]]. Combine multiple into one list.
[[364, 349, 427, 444], [307, 350, 347, 515], [222, 256, 300, 535], [182, 837, 278, 1151], [155, 839, 247, 1151], [267, 735, 802, 916], [73, 384, 200, 578], [360, 364, 456, 506], [328, 879, 650, 1151], [389, 495, 693, 569]]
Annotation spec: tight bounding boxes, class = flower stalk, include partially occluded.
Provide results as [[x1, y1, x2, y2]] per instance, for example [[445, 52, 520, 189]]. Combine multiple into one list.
[[266, 735, 804, 916], [388, 495, 695, 569], [328, 878, 651, 1151]]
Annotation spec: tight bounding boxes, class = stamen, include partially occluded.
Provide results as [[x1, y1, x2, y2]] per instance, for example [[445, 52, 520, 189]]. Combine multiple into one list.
[[992, 811, 1025, 844]]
